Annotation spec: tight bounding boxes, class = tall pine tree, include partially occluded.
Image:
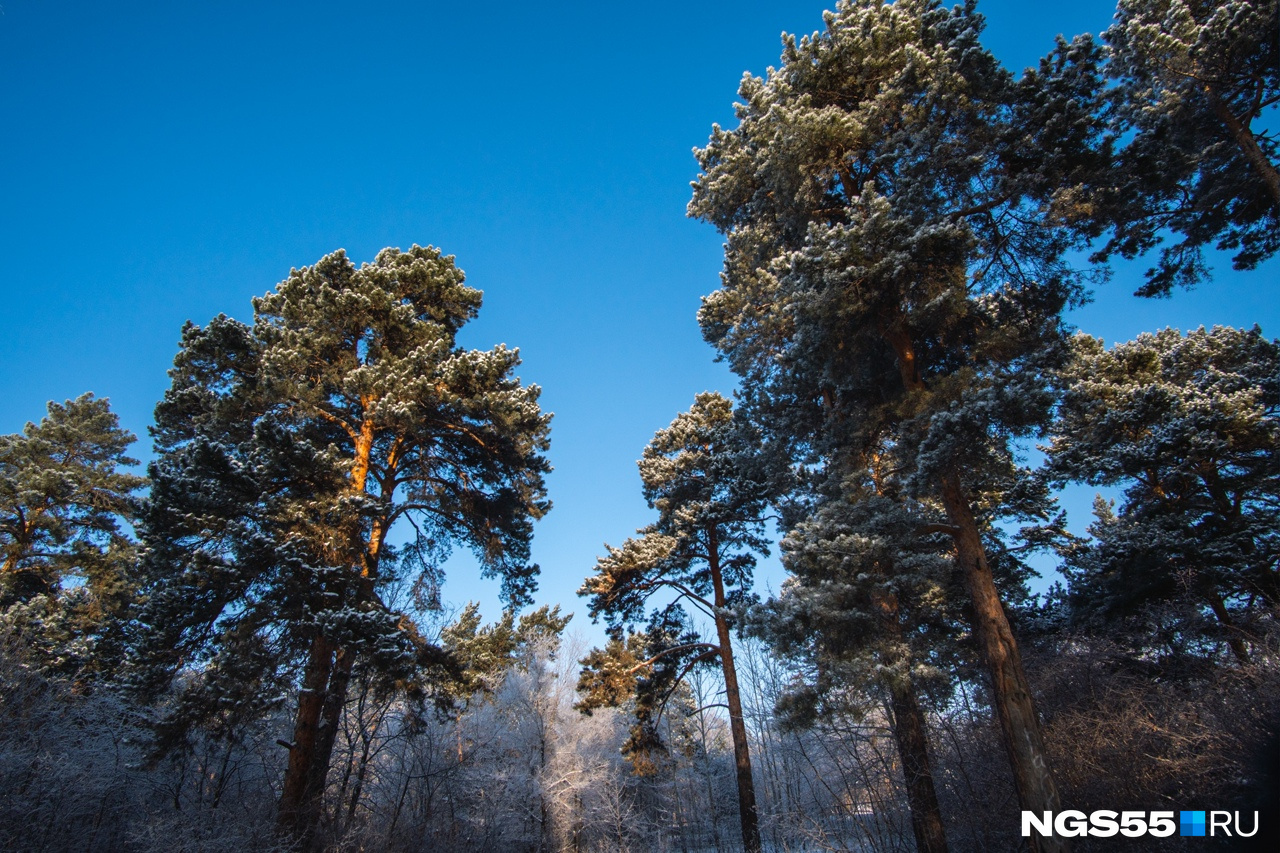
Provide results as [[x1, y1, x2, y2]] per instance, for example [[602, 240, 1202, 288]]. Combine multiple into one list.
[[135, 245, 551, 845], [578, 392, 772, 853], [688, 3, 1098, 847], [1047, 326, 1280, 663]]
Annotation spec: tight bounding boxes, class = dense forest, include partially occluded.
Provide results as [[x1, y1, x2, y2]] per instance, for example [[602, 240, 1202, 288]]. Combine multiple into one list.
[[1, 1, 1277, 851]]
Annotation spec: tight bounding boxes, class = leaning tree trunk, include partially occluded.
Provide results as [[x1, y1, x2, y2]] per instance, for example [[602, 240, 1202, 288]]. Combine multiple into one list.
[[709, 530, 762, 853], [883, 319, 1066, 853], [939, 472, 1066, 853], [1203, 82, 1280, 206]]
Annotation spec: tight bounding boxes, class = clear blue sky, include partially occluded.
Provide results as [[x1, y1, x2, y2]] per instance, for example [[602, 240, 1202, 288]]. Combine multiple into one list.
[[2, 1, 1275, 636]]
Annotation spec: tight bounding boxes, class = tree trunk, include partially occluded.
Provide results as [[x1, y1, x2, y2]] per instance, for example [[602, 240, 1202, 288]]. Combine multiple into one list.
[[277, 417, 383, 845], [1204, 83, 1280, 205], [939, 472, 1067, 853], [866, 446, 949, 853], [278, 633, 337, 844], [345, 726, 375, 829], [871, 586, 949, 853], [881, 316, 1065, 852], [277, 634, 356, 848], [310, 647, 355, 819], [1206, 589, 1251, 665], [888, 680, 949, 853], [708, 531, 762, 853]]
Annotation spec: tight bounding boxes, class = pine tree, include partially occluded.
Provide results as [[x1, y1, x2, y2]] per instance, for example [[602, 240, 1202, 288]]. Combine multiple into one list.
[[1046, 326, 1280, 663], [135, 245, 551, 846], [762, 463, 962, 853], [0, 394, 144, 675], [688, 3, 1091, 847], [1087, 0, 1279, 295], [576, 611, 708, 778], [442, 602, 572, 702], [578, 392, 772, 853]]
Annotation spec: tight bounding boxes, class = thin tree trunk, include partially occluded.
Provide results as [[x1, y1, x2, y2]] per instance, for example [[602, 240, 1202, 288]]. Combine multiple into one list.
[[346, 727, 375, 828], [866, 447, 949, 853], [708, 530, 762, 853], [1206, 589, 1251, 665]]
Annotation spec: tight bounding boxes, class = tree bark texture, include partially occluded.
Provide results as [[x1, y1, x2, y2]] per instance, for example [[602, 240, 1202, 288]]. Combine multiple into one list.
[[939, 472, 1067, 853], [278, 634, 336, 844], [709, 532, 762, 853], [277, 639, 358, 848]]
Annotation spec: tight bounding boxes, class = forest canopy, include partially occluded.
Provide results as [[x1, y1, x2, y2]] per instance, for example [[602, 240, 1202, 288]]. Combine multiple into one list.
[[1, 1, 1277, 852]]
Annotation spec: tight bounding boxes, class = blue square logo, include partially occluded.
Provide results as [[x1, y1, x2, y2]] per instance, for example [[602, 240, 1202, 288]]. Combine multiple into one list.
[[1180, 811, 1206, 836]]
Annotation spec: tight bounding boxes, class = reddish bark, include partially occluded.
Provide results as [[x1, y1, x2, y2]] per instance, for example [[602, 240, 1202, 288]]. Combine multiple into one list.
[[939, 472, 1067, 853], [278, 634, 337, 843], [709, 530, 762, 853]]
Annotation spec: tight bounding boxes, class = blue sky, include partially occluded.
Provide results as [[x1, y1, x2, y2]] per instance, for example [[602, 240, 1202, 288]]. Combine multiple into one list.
[[2, 1, 1276, 636]]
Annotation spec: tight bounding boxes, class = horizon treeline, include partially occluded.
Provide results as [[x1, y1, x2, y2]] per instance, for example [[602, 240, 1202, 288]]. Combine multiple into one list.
[[2, 1, 1277, 851]]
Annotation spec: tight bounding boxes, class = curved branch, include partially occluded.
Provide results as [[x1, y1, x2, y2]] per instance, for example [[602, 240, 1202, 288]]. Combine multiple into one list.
[[628, 642, 722, 675], [654, 650, 722, 724]]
